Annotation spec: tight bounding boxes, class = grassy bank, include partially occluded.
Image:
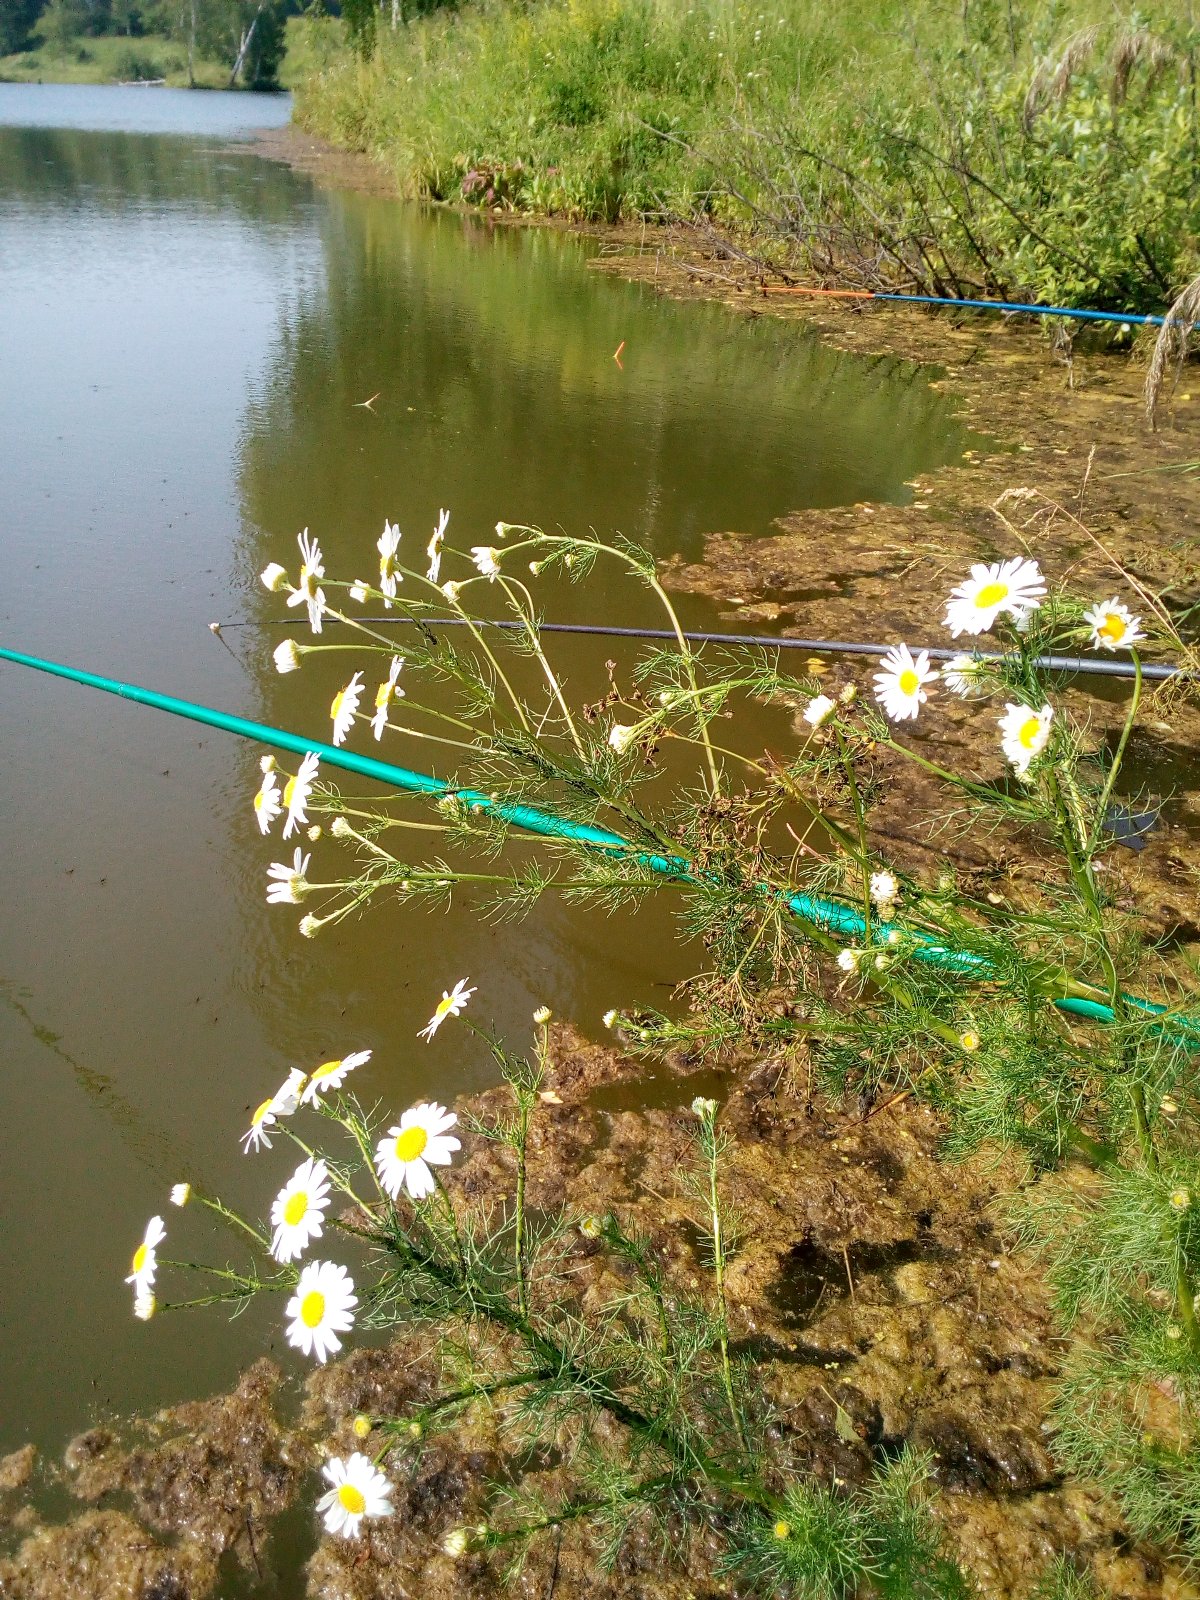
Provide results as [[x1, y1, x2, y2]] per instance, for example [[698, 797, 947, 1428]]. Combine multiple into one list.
[[0, 33, 235, 86], [294, 0, 1200, 314]]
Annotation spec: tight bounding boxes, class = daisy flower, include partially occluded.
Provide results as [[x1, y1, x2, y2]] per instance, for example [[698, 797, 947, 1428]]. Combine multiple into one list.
[[170, 1183, 191, 1207], [270, 1156, 332, 1263], [285, 1260, 357, 1363], [837, 948, 862, 974], [348, 579, 370, 604], [260, 562, 289, 593], [286, 530, 326, 634], [418, 978, 475, 1041], [1083, 597, 1143, 652], [254, 768, 282, 836], [330, 673, 364, 747], [377, 520, 402, 605], [241, 1068, 306, 1153], [300, 1050, 372, 1106], [608, 723, 637, 755], [873, 643, 937, 722], [273, 639, 301, 674], [370, 656, 405, 741], [266, 848, 311, 905], [426, 507, 449, 585], [375, 1102, 461, 1201], [470, 546, 502, 580], [317, 1453, 393, 1539], [133, 1290, 156, 1321], [998, 701, 1054, 778], [282, 751, 320, 840], [803, 694, 836, 728], [943, 653, 985, 697], [126, 1215, 166, 1296], [944, 557, 1045, 638]]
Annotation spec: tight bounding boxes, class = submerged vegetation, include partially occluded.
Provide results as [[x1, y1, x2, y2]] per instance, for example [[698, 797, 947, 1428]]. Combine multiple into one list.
[[294, 0, 1200, 316], [122, 502, 1200, 1590]]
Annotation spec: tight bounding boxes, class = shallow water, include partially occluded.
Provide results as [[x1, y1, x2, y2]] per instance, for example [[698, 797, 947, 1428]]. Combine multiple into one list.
[[0, 84, 979, 1463]]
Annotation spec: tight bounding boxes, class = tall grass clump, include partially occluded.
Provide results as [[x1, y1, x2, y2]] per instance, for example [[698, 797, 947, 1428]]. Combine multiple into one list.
[[125, 496, 1200, 1585], [292, 0, 1199, 312]]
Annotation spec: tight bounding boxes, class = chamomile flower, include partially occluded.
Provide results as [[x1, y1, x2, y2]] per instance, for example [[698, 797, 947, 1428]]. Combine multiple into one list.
[[943, 653, 985, 697], [286, 530, 326, 634], [426, 507, 449, 584], [254, 768, 282, 835], [170, 1183, 191, 1207], [441, 580, 462, 604], [470, 546, 502, 580], [348, 579, 370, 603], [377, 520, 402, 604], [418, 979, 475, 1041], [282, 752, 320, 840], [273, 638, 301, 674], [285, 1260, 357, 1363], [240, 1068, 306, 1154], [998, 701, 1054, 778], [300, 1050, 372, 1106], [837, 948, 862, 974], [370, 656, 405, 740], [270, 1156, 332, 1263], [317, 1453, 393, 1539], [1084, 597, 1143, 652], [803, 694, 836, 728], [375, 1103, 461, 1201], [873, 643, 937, 722], [260, 562, 289, 593], [608, 723, 637, 755], [330, 673, 364, 747], [944, 557, 1045, 638], [133, 1290, 157, 1320], [266, 848, 311, 905], [126, 1215, 166, 1295]]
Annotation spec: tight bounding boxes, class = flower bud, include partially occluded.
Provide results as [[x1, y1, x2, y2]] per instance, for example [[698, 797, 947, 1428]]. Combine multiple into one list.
[[838, 683, 858, 706], [348, 580, 369, 603], [533, 1006, 551, 1024], [273, 638, 302, 674], [260, 562, 289, 593], [608, 723, 637, 755], [578, 1215, 602, 1240], [602, 1009, 618, 1029], [959, 1030, 980, 1053], [307, 825, 322, 842], [1170, 1188, 1191, 1213], [691, 1096, 718, 1120], [331, 816, 353, 838], [803, 694, 836, 728], [133, 1292, 157, 1321], [1161, 1096, 1179, 1117], [260, 754, 276, 773], [170, 1183, 191, 1207], [773, 1520, 792, 1541], [352, 1414, 372, 1439], [442, 581, 462, 604], [299, 914, 321, 939], [529, 561, 543, 575]]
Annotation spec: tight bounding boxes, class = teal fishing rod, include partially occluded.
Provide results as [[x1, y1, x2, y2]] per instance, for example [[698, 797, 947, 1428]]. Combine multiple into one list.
[[1, 642, 1195, 1041]]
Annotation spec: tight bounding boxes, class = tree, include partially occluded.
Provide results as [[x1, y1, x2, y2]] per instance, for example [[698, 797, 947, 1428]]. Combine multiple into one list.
[[0, 0, 47, 54]]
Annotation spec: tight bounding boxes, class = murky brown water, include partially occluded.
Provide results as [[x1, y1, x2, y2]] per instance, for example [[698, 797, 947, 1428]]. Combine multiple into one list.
[[0, 84, 980, 1461]]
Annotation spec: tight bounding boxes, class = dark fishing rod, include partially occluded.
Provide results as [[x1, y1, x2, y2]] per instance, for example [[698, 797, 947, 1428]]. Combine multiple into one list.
[[221, 615, 1183, 683]]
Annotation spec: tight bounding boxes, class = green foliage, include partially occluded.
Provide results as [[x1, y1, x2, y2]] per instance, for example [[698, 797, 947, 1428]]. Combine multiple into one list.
[[294, 0, 1199, 311]]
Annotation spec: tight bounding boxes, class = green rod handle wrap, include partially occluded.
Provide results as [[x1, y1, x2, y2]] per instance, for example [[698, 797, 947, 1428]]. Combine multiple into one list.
[[1, 644, 1193, 1042]]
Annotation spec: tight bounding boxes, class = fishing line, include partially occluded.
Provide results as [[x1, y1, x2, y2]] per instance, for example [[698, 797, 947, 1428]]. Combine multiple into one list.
[[2, 642, 1196, 1042], [215, 615, 1183, 683], [760, 284, 1194, 330]]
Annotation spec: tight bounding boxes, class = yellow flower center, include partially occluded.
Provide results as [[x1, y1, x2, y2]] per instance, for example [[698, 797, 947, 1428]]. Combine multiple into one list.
[[330, 689, 346, 721], [338, 1483, 367, 1514], [975, 580, 1008, 608], [1098, 613, 1126, 642], [254, 787, 270, 812], [132, 1243, 148, 1273], [301, 566, 318, 598], [1018, 716, 1042, 749], [395, 1126, 429, 1163], [300, 1289, 325, 1328], [282, 776, 297, 808], [375, 682, 392, 710], [312, 1060, 341, 1084], [283, 1192, 309, 1227], [251, 1097, 274, 1128], [898, 668, 919, 695], [773, 1520, 791, 1540]]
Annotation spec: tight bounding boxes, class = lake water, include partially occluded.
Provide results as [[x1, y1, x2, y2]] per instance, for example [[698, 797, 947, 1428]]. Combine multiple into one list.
[[0, 85, 977, 1470]]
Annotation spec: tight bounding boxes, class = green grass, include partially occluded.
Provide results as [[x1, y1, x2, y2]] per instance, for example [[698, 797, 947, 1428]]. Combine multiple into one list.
[[0, 32, 230, 86], [292, 0, 1200, 312]]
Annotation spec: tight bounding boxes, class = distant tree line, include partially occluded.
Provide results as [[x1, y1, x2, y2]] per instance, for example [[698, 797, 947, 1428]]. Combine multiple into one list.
[[0, 0, 316, 87]]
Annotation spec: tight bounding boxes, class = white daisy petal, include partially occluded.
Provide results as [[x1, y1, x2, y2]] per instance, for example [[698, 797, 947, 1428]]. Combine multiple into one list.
[[282, 752, 320, 840], [375, 1102, 461, 1201], [872, 643, 938, 722], [300, 1050, 372, 1105], [316, 1452, 393, 1539], [270, 1156, 332, 1264], [1083, 596, 1143, 653], [377, 520, 403, 605], [287, 529, 326, 634], [998, 701, 1054, 779], [370, 656, 405, 741], [285, 1260, 357, 1364], [426, 507, 449, 585], [254, 769, 282, 835], [330, 673, 364, 748]]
